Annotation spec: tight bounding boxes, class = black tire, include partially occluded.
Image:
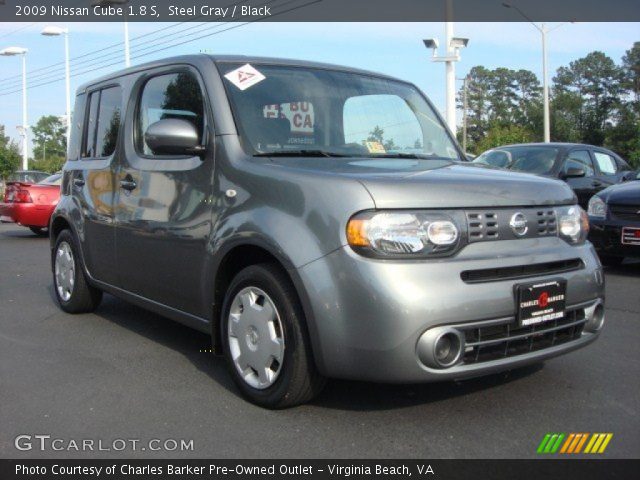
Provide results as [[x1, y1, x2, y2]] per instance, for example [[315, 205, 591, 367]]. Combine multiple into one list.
[[220, 263, 325, 408], [29, 226, 48, 236], [599, 254, 624, 267], [52, 229, 103, 313]]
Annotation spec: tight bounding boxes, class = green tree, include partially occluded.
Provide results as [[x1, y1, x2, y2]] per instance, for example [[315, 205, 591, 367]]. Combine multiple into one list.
[[0, 125, 21, 179], [553, 51, 625, 144], [31, 115, 67, 173], [460, 66, 541, 152], [366, 125, 384, 143], [622, 41, 640, 102], [475, 124, 535, 153]]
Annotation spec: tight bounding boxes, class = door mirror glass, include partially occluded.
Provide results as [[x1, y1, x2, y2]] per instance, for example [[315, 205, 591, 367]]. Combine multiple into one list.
[[564, 166, 586, 178], [144, 118, 201, 156]]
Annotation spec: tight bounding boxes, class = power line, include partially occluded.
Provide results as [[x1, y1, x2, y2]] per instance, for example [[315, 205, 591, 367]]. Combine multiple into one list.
[[0, 21, 215, 89], [0, 0, 268, 85], [0, 21, 198, 87], [0, 22, 39, 41], [0, 0, 319, 98]]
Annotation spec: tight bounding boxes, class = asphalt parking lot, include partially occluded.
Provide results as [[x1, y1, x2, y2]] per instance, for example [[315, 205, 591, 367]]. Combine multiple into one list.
[[1, 222, 638, 459]]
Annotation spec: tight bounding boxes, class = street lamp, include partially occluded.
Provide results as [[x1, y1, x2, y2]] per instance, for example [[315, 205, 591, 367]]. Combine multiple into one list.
[[502, 1, 573, 143], [423, 30, 469, 133], [92, 0, 131, 67], [42, 26, 71, 148], [1, 46, 29, 170]]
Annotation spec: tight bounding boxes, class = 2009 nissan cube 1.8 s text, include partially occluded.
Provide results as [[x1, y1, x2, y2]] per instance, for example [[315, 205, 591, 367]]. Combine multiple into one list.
[[50, 55, 605, 408]]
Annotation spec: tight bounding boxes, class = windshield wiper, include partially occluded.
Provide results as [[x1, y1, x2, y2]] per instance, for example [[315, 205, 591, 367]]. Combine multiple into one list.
[[369, 153, 455, 161], [254, 149, 348, 158]]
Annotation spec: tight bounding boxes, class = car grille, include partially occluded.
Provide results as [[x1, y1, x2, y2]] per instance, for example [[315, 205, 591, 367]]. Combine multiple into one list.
[[460, 258, 584, 283], [610, 205, 640, 222], [459, 308, 586, 365], [466, 208, 557, 243]]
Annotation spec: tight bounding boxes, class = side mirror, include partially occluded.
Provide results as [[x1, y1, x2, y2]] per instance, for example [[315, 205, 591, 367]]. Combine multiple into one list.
[[563, 166, 586, 179], [144, 118, 204, 156]]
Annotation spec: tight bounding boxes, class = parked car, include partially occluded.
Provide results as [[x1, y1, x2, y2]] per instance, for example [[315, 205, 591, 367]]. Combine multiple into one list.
[[7, 170, 51, 184], [587, 173, 640, 266], [0, 174, 62, 236], [473, 143, 635, 209], [50, 55, 604, 408]]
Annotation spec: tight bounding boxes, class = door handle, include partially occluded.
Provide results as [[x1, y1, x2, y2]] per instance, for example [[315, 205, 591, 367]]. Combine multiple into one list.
[[591, 181, 603, 187], [120, 178, 137, 191], [73, 177, 85, 187]]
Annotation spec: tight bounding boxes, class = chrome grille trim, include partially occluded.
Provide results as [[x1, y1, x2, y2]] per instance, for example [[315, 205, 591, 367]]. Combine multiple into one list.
[[443, 304, 591, 365], [465, 207, 558, 243]]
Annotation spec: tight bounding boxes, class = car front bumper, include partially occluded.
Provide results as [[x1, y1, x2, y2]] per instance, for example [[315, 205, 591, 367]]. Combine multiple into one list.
[[589, 217, 640, 259], [298, 237, 604, 383]]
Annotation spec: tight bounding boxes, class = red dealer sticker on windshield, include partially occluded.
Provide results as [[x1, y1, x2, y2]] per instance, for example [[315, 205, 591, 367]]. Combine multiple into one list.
[[224, 64, 266, 91]]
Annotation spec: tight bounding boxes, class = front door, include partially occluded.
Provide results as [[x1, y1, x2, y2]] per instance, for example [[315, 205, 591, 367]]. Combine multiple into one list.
[[114, 67, 214, 317]]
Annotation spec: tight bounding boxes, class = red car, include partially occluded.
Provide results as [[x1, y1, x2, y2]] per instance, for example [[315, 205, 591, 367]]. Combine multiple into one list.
[[0, 173, 62, 236]]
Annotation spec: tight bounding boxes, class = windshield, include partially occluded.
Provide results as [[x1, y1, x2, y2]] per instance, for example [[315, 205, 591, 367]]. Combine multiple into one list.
[[473, 146, 560, 175], [220, 63, 461, 161], [8, 171, 50, 184], [39, 174, 63, 186]]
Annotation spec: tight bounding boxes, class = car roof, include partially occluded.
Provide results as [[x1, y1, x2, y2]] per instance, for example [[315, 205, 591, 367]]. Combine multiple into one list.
[[76, 54, 403, 93]]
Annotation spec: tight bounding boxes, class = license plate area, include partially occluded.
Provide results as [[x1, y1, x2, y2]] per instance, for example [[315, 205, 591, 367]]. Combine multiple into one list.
[[516, 279, 566, 327], [622, 227, 640, 246]]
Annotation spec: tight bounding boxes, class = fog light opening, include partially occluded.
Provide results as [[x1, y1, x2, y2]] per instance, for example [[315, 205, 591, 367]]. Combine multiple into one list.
[[586, 304, 605, 332], [435, 332, 461, 367], [417, 327, 465, 369]]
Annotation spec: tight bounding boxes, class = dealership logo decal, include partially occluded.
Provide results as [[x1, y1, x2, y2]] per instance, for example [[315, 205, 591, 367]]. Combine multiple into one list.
[[509, 212, 528, 236], [537, 433, 613, 454]]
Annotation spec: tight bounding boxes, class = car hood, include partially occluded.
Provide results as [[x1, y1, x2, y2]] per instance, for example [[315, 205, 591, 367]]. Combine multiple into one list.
[[598, 180, 640, 206], [266, 158, 576, 208]]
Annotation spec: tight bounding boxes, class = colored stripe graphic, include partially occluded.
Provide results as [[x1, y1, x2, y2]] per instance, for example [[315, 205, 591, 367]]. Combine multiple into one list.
[[542, 433, 613, 454], [537, 433, 565, 454], [585, 433, 613, 454], [537, 434, 552, 454]]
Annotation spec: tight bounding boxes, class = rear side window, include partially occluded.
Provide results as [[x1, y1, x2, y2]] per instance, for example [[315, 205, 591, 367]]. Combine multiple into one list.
[[564, 150, 594, 176], [83, 92, 100, 158], [136, 72, 205, 156], [593, 151, 617, 175], [82, 86, 122, 159], [95, 87, 122, 157]]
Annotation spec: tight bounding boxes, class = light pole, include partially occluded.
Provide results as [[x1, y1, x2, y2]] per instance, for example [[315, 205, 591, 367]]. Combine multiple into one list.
[[42, 26, 71, 148], [502, 2, 572, 143], [1, 46, 29, 170], [423, 32, 469, 134], [457, 75, 470, 153], [92, 0, 131, 67]]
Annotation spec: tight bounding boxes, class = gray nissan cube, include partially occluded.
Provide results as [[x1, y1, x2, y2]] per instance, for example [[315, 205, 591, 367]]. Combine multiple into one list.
[[50, 55, 605, 408]]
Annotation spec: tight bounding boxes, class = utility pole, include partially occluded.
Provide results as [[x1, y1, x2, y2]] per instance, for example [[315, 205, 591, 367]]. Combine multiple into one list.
[[460, 76, 469, 153], [423, 1, 469, 134], [502, 2, 572, 143]]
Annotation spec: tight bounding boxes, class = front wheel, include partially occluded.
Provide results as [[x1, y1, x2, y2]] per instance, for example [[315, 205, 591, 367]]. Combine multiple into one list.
[[221, 263, 325, 408], [52, 229, 103, 313]]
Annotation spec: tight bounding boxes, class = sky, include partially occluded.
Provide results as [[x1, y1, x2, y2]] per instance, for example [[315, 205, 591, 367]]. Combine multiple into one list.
[[0, 21, 638, 153]]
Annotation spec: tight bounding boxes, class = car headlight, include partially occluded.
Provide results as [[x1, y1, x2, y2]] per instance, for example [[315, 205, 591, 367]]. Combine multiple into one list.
[[347, 211, 463, 257], [556, 205, 589, 245], [587, 195, 607, 218]]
